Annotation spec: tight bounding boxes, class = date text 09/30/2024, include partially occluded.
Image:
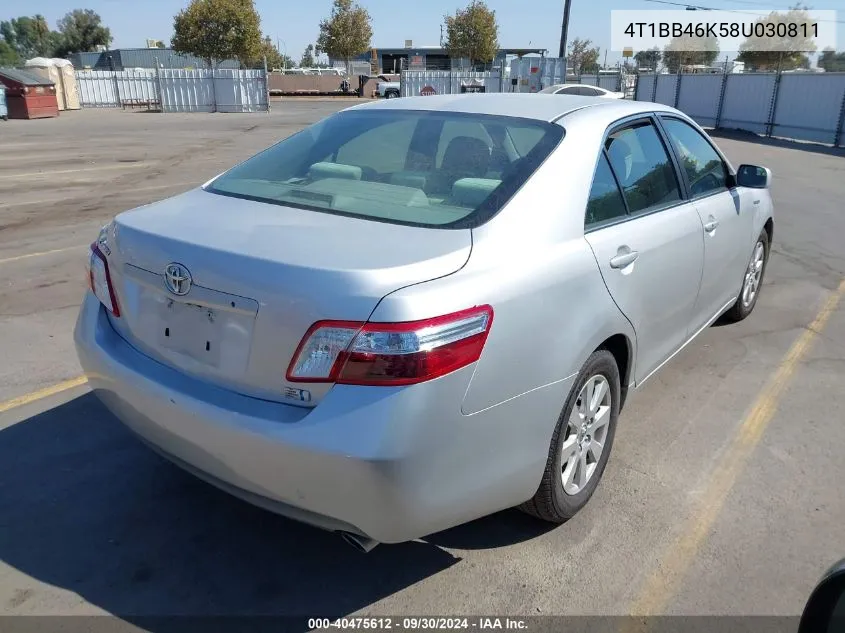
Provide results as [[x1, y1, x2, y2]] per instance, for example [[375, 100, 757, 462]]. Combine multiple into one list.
[[309, 618, 529, 630]]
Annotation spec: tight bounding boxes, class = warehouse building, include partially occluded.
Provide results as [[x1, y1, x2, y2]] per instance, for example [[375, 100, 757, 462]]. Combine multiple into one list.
[[342, 45, 547, 74], [67, 48, 240, 71]]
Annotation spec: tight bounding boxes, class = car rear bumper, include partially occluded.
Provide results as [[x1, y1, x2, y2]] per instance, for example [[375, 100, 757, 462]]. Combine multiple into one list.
[[74, 291, 569, 543]]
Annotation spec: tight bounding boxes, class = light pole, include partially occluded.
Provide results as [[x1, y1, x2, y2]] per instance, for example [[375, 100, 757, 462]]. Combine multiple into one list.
[[277, 38, 287, 69], [558, 0, 573, 59]]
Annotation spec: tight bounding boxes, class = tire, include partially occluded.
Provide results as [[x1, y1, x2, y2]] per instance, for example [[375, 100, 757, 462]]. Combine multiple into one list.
[[385, 90, 399, 99], [723, 229, 769, 323], [520, 349, 621, 523]]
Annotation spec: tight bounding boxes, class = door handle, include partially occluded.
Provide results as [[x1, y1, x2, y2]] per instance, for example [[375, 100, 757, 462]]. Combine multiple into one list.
[[704, 219, 719, 232], [609, 251, 639, 269]]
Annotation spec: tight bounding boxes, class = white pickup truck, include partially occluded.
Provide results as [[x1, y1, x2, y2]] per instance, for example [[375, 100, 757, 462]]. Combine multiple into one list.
[[375, 75, 401, 99]]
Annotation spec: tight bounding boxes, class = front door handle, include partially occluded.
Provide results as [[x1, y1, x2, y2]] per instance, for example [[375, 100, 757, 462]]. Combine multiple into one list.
[[609, 250, 639, 269], [704, 219, 719, 232]]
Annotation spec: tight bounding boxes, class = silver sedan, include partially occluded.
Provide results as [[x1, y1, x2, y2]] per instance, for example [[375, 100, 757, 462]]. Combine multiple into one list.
[[75, 93, 774, 551]]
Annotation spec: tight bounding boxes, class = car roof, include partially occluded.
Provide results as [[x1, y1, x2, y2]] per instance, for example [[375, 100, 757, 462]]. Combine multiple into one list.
[[347, 93, 679, 124], [545, 84, 608, 91]]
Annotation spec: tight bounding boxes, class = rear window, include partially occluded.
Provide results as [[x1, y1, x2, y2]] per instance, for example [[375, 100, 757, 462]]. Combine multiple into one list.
[[207, 109, 563, 229]]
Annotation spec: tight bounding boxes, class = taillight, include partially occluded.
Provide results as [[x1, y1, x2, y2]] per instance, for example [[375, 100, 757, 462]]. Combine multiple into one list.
[[286, 305, 493, 386], [88, 243, 120, 316]]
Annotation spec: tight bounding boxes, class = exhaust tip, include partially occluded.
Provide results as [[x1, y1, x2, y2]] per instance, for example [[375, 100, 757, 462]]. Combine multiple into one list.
[[339, 531, 379, 553]]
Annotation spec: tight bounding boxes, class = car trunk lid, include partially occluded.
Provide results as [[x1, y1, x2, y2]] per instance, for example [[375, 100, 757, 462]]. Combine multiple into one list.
[[104, 188, 472, 407]]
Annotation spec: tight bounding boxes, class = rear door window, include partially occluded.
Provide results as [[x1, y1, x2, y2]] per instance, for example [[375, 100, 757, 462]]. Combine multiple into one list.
[[586, 153, 628, 228], [605, 121, 682, 215]]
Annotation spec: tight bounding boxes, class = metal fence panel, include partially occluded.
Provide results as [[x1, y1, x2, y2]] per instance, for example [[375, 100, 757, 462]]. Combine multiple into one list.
[[635, 74, 656, 101], [75, 68, 268, 112], [654, 75, 679, 106], [400, 70, 501, 97], [676, 74, 723, 127], [76, 70, 118, 107], [720, 73, 777, 135], [159, 69, 213, 112], [771, 73, 845, 144]]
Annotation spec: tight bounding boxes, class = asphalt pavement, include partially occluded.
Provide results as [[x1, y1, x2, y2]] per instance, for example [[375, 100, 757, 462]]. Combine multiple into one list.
[[0, 104, 843, 626]]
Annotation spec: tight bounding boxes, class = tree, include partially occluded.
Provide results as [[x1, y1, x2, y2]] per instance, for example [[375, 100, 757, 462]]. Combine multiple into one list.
[[54, 9, 112, 57], [663, 35, 719, 72], [301, 43, 315, 67], [254, 36, 294, 69], [819, 48, 845, 72], [567, 38, 600, 74], [317, 0, 372, 74], [736, 8, 815, 71], [0, 39, 20, 65], [0, 15, 60, 59], [634, 47, 661, 70], [443, 0, 498, 67], [172, 0, 262, 67]]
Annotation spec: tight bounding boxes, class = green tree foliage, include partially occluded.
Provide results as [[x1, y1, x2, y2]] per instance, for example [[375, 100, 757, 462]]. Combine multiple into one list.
[[54, 9, 112, 56], [317, 0, 372, 73], [301, 43, 315, 67], [444, 0, 499, 66], [0, 39, 20, 65], [255, 36, 293, 69], [172, 0, 262, 67], [663, 35, 719, 72], [736, 8, 815, 71], [634, 47, 661, 70], [0, 15, 60, 59], [567, 38, 600, 73], [819, 48, 845, 72]]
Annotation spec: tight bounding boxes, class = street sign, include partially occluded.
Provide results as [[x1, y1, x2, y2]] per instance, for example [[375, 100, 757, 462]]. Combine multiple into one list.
[[623, 47, 634, 58]]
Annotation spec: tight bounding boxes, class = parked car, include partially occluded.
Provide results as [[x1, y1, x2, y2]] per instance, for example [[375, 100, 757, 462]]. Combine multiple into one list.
[[541, 83, 625, 98], [375, 75, 400, 98], [75, 93, 774, 552]]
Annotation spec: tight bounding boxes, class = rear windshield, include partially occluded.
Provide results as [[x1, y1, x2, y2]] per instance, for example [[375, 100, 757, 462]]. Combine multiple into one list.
[[207, 109, 564, 229]]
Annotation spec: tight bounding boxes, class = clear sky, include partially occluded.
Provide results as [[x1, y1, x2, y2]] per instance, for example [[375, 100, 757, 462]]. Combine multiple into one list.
[[4, 0, 843, 65]]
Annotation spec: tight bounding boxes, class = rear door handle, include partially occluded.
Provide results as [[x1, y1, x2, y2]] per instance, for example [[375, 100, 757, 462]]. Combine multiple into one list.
[[609, 251, 639, 269], [704, 220, 719, 232]]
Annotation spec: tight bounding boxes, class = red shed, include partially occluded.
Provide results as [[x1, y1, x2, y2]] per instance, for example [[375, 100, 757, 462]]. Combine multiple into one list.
[[0, 68, 59, 119]]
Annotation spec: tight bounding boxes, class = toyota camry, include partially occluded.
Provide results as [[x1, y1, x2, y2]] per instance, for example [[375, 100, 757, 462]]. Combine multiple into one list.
[[75, 93, 774, 551]]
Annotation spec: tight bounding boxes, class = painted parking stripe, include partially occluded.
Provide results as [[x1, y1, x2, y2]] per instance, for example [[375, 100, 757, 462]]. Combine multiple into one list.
[[0, 376, 89, 415], [624, 277, 845, 625], [0, 245, 86, 266]]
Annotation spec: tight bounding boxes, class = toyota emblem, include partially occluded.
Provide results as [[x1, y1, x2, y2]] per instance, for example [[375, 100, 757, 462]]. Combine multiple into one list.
[[164, 263, 192, 296]]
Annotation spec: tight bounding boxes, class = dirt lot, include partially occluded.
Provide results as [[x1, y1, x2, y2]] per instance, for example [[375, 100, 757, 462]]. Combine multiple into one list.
[[1, 105, 844, 625]]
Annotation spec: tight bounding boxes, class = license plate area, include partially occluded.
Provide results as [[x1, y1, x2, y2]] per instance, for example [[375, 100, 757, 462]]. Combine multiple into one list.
[[157, 299, 222, 367]]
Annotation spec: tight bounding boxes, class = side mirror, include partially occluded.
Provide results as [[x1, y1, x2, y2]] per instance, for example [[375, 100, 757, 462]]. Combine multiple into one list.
[[736, 164, 772, 189], [799, 559, 845, 633]]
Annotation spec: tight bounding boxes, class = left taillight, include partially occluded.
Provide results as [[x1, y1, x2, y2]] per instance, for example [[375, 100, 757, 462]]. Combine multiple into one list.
[[87, 242, 120, 317], [286, 305, 494, 386]]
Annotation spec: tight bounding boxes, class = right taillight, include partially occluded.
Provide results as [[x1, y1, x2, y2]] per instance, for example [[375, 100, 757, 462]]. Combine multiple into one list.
[[88, 243, 120, 317], [286, 305, 493, 386]]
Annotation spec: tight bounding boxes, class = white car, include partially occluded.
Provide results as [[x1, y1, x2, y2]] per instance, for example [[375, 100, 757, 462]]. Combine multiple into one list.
[[541, 84, 625, 99]]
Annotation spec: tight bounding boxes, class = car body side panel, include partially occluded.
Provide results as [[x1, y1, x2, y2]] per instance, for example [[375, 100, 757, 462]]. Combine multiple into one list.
[[369, 119, 637, 417]]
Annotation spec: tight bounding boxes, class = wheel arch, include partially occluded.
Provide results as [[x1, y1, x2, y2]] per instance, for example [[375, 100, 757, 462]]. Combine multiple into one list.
[[596, 333, 633, 411]]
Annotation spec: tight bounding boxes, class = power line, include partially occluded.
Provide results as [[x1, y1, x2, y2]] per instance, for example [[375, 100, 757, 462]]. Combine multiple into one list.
[[641, 0, 845, 24]]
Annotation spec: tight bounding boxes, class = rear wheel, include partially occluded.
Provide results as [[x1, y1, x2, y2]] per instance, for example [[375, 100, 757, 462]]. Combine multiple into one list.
[[384, 90, 399, 99], [520, 350, 621, 522], [724, 229, 769, 323]]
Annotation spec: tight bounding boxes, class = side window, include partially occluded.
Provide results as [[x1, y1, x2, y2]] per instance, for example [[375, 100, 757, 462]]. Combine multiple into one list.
[[557, 86, 578, 95], [581, 87, 602, 96], [605, 121, 681, 215], [335, 118, 417, 175], [661, 118, 728, 197], [586, 153, 628, 228]]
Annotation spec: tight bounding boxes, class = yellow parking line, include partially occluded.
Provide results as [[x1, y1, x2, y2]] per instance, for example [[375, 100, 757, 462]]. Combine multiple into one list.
[[0, 163, 147, 181], [0, 376, 89, 415], [0, 245, 86, 266], [625, 277, 845, 623]]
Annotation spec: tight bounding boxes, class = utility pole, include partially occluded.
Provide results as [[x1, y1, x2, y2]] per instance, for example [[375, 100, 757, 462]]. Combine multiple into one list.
[[558, 0, 573, 59]]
